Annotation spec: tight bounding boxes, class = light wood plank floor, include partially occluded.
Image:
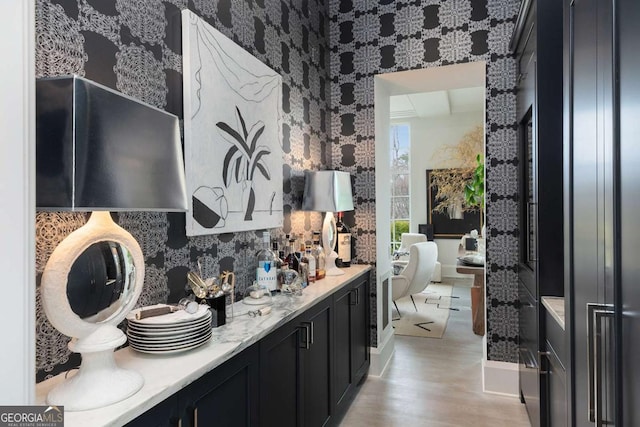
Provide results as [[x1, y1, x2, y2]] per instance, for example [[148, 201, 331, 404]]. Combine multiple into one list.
[[341, 279, 531, 427]]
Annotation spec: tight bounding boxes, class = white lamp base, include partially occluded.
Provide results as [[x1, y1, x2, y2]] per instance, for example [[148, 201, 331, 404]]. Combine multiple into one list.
[[325, 251, 344, 276], [46, 325, 144, 411]]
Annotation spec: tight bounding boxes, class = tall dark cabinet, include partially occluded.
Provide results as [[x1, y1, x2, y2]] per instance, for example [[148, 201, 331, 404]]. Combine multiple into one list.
[[511, 0, 564, 425], [564, 0, 640, 425]]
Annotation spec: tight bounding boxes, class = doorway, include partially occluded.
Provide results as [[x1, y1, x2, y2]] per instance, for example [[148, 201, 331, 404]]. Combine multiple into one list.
[[374, 61, 486, 364]]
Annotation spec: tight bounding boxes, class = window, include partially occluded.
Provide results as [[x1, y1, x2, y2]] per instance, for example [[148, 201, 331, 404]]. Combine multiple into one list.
[[390, 124, 410, 254]]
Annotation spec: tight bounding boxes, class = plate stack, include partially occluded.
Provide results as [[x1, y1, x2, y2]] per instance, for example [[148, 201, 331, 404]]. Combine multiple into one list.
[[126, 304, 212, 354]]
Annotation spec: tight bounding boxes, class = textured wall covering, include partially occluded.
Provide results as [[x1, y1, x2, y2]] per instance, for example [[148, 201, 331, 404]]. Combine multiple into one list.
[[35, 0, 331, 381], [329, 0, 520, 361]]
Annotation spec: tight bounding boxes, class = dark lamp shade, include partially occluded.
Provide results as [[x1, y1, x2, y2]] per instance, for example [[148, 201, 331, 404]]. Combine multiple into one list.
[[36, 75, 188, 212], [302, 170, 354, 213]]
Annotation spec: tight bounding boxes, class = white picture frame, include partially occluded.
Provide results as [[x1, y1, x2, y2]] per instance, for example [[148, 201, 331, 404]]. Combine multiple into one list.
[[182, 10, 283, 236]]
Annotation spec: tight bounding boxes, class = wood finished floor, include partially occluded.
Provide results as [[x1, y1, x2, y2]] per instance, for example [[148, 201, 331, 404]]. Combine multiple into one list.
[[340, 279, 531, 427]]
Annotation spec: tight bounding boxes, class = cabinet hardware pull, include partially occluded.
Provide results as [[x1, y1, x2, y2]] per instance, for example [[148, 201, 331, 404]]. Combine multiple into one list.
[[356, 288, 360, 305], [194, 407, 198, 427], [538, 351, 550, 375], [298, 324, 310, 349], [587, 303, 614, 424], [178, 418, 182, 427], [349, 289, 357, 306], [519, 348, 537, 369], [302, 321, 314, 345]]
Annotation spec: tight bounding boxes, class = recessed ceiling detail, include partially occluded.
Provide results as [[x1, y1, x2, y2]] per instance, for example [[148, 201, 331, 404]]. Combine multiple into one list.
[[390, 86, 484, 119]]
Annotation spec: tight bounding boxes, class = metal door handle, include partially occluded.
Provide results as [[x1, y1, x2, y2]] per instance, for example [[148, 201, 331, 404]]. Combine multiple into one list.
[[298, 324, 310, 349], [538, 351, 550, 375], [302, 321, 314, 345], [587, 303, 614, 424], [194, 407, 198, 427], [519, 348, 537, 369], [355, 288, 360, 305], [349, 289, 357, 305]]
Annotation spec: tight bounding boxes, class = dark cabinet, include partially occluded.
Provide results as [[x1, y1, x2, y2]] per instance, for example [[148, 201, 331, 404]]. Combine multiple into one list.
[[333, 274, 370, 420], [125, 344, 259, 427], [259, 298, 333, 427], [301, 300, 332, 427], [563, 0, 640, 424], [542, 343, 566, 427], [181, 343, 259, 427], [511, 0, 564, 425], [124, 395, 178, 427], [518, 282, 540, 425], [127, 270, 370, 427], [542, 307, 566, 427]]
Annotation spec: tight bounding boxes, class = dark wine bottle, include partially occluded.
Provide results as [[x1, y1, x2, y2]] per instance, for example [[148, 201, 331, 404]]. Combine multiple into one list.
[[335, 212, 351, 267]]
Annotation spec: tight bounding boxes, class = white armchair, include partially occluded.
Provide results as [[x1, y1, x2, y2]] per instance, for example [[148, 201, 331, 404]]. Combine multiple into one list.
[[391, 241, 438, 317], [393, 232, 441, 281]]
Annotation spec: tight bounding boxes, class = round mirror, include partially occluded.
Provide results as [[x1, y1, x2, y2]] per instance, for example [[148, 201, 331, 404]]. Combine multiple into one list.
[[66, 241, 136, 323], [41, 211, 145, 340]]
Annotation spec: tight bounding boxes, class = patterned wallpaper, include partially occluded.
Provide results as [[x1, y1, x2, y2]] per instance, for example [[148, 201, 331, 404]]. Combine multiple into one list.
[[35, 0, 332, 382], [35, 0, 521, 382], [328, 0, 520, 361]]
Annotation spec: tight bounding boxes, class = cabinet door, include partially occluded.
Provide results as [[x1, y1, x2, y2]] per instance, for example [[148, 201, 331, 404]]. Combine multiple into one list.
[[124, 394, 178, 427], [333, 285, 352, 409], [567, 0, 618, 424], [259, 320, 303, 427], [180, 344, 259, 427], [518, 281, 540, 427], [301, 299, 333, 427], [350, 277, 369, 380], [544, 344, 567, 426]]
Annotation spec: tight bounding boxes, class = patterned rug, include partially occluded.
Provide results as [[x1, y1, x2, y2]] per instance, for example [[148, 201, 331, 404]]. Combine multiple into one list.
[[392, 283, 454, 338]]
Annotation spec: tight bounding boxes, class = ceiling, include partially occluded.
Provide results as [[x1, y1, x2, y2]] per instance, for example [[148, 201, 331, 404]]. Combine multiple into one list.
[[390, 86, 485, 120]]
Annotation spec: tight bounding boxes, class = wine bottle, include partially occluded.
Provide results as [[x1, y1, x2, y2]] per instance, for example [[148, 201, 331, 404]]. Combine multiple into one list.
[[256, 231, 278, 292], [312, 233, 325, 280], [305, 246, 316, 283], [335, 212, 351, 267], [285, 235, 299, 271]]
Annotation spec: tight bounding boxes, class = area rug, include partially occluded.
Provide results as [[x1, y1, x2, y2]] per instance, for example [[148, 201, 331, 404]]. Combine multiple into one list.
[[392, 283, 454, 338]]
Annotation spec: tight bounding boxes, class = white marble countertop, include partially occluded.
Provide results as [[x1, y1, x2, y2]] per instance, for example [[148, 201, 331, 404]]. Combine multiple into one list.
[[35, 265, 371, 427], [541, 296, 565, 330]]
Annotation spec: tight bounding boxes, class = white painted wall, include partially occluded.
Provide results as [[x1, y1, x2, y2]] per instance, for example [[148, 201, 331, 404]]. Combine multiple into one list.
[[372, 76, 395, 375], [393, 111, 483, 277], [0, 0, 35, 403]]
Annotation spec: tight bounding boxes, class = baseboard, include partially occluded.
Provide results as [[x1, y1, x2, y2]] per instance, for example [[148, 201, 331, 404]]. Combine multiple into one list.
[[482, 359, 520, 397], [370, 329, 395, 376]]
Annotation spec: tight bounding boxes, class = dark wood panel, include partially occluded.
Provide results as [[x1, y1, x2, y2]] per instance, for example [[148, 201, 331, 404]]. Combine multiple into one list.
[[302, 300, 333, 427], [259, 323, 302, 427], [333, 285, 352, 407], [618, 0, 640, 424], [180, 344, 259, 427], [351, 277, 369, 379]]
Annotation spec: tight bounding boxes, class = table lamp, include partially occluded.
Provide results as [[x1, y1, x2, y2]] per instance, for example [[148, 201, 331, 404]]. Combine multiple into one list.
[[36, 76, 187, 410], [302, 170, 354, 276]]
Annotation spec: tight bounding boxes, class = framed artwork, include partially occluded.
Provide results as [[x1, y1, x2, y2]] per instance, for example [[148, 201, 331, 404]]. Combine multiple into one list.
[[182, 10, 283, 236], [426, 169, 481, 239]]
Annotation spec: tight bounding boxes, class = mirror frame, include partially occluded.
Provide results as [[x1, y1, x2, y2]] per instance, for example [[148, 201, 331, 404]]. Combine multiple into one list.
[[41, 212, 145, 339]]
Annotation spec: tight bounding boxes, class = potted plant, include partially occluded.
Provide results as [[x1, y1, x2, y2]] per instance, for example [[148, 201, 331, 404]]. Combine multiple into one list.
[[464, 153, 485, 234]]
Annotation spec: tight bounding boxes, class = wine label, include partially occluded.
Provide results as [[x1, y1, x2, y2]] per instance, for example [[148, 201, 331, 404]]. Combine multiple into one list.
[[337, 233, 351, 263], [257, 261, 278, 291]]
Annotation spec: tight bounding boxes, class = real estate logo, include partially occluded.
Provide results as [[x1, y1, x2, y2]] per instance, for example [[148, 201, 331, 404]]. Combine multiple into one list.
[[0, 406, 64, 427]]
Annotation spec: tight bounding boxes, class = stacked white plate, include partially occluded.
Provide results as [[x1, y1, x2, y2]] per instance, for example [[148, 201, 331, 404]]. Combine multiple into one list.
[[126, 304, 212, 354]]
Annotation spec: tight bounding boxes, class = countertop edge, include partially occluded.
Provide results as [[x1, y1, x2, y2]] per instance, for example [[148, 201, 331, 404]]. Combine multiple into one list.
[[541, 296, 565, 331]]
